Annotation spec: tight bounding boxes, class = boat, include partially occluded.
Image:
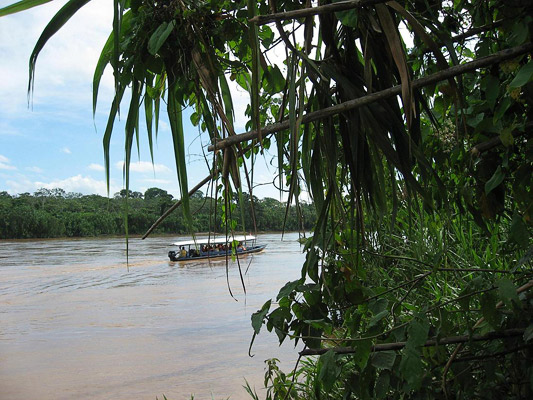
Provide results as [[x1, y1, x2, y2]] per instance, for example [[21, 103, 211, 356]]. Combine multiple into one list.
[[168, 235, 266, 261]]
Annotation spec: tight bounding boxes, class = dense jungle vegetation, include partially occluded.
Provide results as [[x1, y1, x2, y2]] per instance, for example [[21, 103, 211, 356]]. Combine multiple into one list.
[[0, 188, 315, 238], [2, 0, 532, 399]]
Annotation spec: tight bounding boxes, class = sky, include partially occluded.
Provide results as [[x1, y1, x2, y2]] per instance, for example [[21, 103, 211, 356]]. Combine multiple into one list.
[[0, 0, 283, 200]]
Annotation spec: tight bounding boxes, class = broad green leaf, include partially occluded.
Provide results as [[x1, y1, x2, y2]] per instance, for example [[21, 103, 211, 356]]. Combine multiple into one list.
[[499, 126, 514, 147], [480, 291, 500, 328], [148, 21, 176, 56], [399, 347, 424, 390], [400, 314, 430, 389], [509, 61, 533, 88], [0, 0, 52, 17], [406, 315, 429, 349], [467, 113, 485, 128], [277, 279, 302, 300], [515, 245, 533, 269], [305, 247, 319, 283], [304, 319, 328, 330], [509, 20, 529, 46], [263, 65, 285, 94], [524, 323, 533, 342], [368, 298, 388, 315], [496, 278, 520, 309], [353, 338, 372, 369], [509, 212, 529, 249], [482, 75, 500, 111], [484, 166, 505, 194], [371, 351, 396, 370], [494, 97, 511, 121], [318, 350, 341, 391], [251, 299, 271, 334], [368, 309, 389, 328], [375, 370, 390, 399], [336, 9, 358, 27]]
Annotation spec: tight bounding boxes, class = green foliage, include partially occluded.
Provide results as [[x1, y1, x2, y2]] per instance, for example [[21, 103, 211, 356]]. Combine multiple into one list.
[[0, 188, 314, 239]]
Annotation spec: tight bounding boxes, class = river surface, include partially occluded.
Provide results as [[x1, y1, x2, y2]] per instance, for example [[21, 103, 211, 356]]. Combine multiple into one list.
[[0, 233, 306, 400]]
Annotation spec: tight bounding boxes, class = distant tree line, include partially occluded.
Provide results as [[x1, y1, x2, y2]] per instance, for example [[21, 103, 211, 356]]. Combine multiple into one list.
[[0, 188, 315, 239]]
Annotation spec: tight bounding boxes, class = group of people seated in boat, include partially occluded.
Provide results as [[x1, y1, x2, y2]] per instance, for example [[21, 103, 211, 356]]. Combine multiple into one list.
[[178, 242, 247, 258]]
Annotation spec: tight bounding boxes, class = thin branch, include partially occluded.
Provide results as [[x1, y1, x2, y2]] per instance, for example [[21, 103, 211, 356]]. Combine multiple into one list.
[[365, 271, 433, 302], [419, 20, 506, 55], [141, 169, 218, 239], [250, 0, 385, 25], [299, 328, 525, 356], [471, 121, 533, 156], [208, 42, 533, 153], [442, 279, 533, 397], [452, 343, 532, 364]]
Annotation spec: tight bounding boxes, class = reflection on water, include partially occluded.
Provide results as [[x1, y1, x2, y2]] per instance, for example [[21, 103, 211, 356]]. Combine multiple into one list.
[[0, 233, 306, 400]]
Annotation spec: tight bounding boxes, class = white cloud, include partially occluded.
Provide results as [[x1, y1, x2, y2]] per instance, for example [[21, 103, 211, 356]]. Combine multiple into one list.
[[61, 147, 72, 154], [26, 166, 44, 173], [0, 155, 17, 170], [158, 120, 170, 133], [34, 174, 119, 196], [6, 178, 35, 195], [0, 163, 17, 171], [88, 163, 105, 171], [115, 160, 171, 174], [0, 0, 114, 115]]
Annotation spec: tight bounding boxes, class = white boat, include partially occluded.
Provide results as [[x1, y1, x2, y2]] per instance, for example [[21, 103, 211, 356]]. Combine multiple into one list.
[[168, 235, 266, 261]]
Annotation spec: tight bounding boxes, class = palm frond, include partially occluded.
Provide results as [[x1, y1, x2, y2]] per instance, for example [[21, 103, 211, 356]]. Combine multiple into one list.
[[0, 0, 53, 17], [28, 0, 91, 101]]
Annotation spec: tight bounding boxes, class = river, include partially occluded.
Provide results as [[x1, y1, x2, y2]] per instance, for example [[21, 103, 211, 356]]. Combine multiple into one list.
[[0, 233, 306, 400]]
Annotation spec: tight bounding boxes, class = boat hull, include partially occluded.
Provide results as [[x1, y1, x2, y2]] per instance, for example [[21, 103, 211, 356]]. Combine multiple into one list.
[[168, 244, 266, 262]]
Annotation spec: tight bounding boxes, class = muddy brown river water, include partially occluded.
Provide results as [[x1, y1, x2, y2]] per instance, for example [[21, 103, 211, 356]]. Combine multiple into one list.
[[0, 233, 305, 400]]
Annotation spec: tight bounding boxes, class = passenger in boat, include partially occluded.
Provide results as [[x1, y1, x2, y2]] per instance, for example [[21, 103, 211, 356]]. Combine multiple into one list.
[[180, 246, 187, 258]]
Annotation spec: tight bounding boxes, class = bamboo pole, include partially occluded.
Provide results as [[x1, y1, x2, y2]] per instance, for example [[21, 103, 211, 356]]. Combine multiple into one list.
[[299, 328, 526, 356], [250, 0, 385, 25], [208, 42, 533, 153]]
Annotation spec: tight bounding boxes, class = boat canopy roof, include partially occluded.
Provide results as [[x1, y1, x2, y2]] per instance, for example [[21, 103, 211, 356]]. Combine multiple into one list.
[[172, 235, 256, 247]]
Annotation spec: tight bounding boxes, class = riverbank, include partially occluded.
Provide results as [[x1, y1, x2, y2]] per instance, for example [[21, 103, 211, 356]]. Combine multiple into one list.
[[0, 190, 315, 239]]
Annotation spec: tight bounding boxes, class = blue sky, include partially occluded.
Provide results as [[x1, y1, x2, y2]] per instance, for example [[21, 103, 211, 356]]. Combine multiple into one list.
[[0, 0, 282, 200]]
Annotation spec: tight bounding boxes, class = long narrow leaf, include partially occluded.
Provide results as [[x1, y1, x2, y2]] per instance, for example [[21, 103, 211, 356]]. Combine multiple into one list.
[[103, 85, 126, 195], [247, 0, 261, 143], [93, 10, 132, 116], [0, 0, 52, 17], [219, 72, 235, 130], [28, 0, 91, 99], [375, 4, 414, 129], [122, 79, 141, 263], [167, 83, 194, 231], [144, 74, 155, 164], [112, 0, 121, 97]]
